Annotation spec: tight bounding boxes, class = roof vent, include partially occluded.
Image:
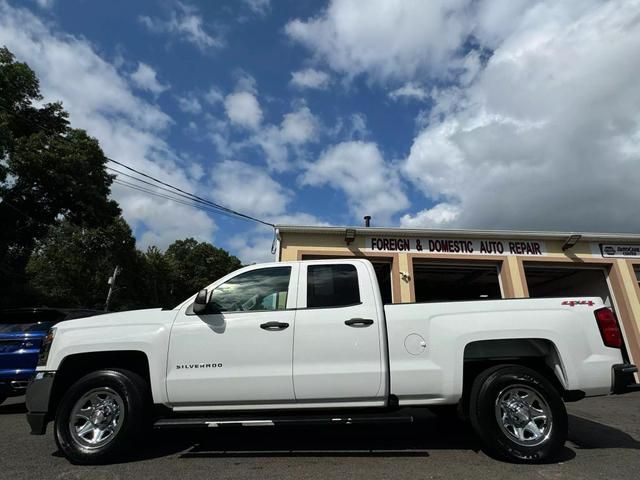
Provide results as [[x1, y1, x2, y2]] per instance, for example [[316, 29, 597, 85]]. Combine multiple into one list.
[[364, 216, 371, 227]]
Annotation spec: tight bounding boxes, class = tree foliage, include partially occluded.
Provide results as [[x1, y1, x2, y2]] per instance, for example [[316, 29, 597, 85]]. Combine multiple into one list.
[[164, 238, 242, 305], [1, 46, 120, 307], [26, 219, 140, 309], [1, 47, 243, 310]]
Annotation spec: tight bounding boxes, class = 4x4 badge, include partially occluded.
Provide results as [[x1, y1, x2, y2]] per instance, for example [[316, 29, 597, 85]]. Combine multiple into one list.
[[562, 300, 595, 307]]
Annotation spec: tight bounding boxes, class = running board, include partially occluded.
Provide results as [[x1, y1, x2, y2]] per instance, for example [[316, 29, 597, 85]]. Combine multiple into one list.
[[154, 414, 413, 429]]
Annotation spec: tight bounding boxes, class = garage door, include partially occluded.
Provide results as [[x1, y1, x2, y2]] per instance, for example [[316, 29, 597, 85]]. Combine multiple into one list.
[[524, 264, 630, 361], [524, 265, 613, 307], [412, 262, 503, 302]]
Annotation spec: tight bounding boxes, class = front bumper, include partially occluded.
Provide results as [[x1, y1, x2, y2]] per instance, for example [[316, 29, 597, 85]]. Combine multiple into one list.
[[612, 364, 640, 394], [0, 379, 31, 396], [25, 371, 55, 435]]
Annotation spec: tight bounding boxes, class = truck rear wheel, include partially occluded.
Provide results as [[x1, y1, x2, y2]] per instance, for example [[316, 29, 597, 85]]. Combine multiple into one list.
[[469, 365, 567, 463], [54, 369, 148, 464]]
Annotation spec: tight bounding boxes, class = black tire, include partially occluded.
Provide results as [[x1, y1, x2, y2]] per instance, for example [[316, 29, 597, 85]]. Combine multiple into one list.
[[0, 393, 7, 405], [54, 369, 149, 464], [469, 364, 567, 463]]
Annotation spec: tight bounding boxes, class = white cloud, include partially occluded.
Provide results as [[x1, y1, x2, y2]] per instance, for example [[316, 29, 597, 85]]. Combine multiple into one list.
[[389, 83, 429, 102], [233, 70, 258, 94], [400, 203, 461, 228], [328, 113, 369, 141], [401, 0, 640, 233], [280, 107, 319, 145], [129, 62, 170, 95], [242, 0, 270, 16], [204, 86, 224, 105], [0, 1, 216, 249], [290, 68, 331, 89], [254, 106, 320, 171], [211, 160, 290, 217], [211, 160, 327, 264], [228, 210, 332, 265], [176, 93, 202, 114], [139, 1, 222, 52], [34, 0, 54, 9], [302, 141, 409, 223], [227, 233, 276, 265], [224, 91, 262, 129], [286, 0, 482, 83]]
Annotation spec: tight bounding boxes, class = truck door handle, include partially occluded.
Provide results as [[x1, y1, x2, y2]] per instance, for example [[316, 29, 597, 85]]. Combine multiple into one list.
[[260, 321, 290, 331], [344, 318, 374, 327]]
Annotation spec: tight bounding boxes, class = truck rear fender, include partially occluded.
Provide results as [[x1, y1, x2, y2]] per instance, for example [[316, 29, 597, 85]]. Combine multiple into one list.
[[462, 338, 569, 396]]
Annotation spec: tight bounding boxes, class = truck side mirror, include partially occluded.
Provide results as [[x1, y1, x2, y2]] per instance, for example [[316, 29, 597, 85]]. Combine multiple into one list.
[[193, 289, 208, 315]]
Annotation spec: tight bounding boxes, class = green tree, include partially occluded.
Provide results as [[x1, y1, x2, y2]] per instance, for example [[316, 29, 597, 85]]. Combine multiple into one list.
[[165, 238, 242, 304], [140, 246, 174, 308], [0, 46, 119, 307], [26, 218, 140, 310]]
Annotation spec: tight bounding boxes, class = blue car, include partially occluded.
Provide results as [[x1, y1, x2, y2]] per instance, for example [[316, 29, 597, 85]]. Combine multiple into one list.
[[0, 308, 102, 404]]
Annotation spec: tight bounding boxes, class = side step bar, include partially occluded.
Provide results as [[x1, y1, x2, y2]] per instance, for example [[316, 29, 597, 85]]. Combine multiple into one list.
[[155, 414, 413, 429]]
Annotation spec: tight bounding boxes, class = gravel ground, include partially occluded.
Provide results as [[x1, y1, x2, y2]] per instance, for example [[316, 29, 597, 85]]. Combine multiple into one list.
[[1, 392, 639, 480]]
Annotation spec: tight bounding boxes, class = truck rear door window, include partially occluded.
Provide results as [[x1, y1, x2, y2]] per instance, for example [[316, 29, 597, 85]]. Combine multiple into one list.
[[307, 264, 360, 308]]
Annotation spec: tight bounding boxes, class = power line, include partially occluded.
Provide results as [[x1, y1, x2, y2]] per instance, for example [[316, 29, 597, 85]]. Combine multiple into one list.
[[106, 158, 273, 227], [0, 95, 274, 228], [107, 166, 224, 209], [112, 179, 258, 224], [106, 166, 263, 223]]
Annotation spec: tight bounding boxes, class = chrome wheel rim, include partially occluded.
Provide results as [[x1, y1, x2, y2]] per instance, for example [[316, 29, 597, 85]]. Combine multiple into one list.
[[495, 384, 552, 447], [69, 387, 125, 449]]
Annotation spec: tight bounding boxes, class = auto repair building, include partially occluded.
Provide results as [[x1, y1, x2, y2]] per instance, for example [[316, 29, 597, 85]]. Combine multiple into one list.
[[275, 224, 640, 370]]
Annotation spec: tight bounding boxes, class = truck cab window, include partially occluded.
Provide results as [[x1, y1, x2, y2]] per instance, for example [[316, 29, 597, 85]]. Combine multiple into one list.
[[209, 267, 291, 312], [307, 264, 360, 308]]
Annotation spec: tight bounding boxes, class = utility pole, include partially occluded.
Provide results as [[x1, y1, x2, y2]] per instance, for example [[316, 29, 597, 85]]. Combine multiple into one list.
[[104, 265, 121, 311]]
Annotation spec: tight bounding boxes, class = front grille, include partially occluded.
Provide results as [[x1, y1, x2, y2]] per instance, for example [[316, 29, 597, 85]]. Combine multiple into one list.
[[0, 340, 22, 353]]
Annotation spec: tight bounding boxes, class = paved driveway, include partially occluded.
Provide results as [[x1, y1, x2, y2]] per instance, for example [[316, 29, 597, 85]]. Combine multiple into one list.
[[1, 392, 639, 479]]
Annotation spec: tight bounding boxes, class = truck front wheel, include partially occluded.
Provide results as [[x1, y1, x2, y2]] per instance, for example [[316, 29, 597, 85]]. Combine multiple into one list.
[[54, 369, 149, 464], [469, 365, 567, 463]]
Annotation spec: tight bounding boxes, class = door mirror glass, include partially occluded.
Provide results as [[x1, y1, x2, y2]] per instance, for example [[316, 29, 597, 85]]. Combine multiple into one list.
[[193, 289, 208, 314]]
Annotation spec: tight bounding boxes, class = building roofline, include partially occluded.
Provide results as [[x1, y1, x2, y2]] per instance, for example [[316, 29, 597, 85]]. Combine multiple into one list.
[[275, 225, 640, 243]]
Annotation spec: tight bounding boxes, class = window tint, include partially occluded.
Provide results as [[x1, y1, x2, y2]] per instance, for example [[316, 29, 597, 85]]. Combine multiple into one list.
[[209, 267, 291, 312], [307, 264, 360, 308]]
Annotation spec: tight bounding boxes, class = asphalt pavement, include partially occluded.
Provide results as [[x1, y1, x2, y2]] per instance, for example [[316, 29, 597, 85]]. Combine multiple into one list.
[[1, 392, 639, 480]]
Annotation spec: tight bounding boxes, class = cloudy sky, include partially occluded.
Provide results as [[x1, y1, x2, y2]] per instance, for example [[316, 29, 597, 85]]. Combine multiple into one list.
[[1, 0, 639, 263]]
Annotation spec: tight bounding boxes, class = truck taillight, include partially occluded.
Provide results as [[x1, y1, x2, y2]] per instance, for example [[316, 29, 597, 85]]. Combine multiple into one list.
[[594, 308, 622, 348]]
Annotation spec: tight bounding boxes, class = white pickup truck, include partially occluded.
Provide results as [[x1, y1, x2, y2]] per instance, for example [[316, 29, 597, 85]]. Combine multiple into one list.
[[26, 259, 639, 464]]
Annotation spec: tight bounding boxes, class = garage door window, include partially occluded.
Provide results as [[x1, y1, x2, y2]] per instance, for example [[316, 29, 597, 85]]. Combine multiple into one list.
[[413, 263, 502, 302]]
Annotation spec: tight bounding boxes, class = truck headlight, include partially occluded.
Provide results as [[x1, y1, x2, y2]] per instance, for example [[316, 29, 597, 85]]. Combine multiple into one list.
[[37, 327, 56, 367]]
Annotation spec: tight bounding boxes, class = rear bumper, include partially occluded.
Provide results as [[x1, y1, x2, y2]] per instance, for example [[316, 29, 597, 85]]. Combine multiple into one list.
[[25, 371, 55, 435], [612, 364, 640, 394]]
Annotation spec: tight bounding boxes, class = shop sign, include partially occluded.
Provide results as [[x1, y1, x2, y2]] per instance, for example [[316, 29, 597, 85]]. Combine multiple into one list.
[[366, 237, 546, 256], [599, 244, 640, 258]]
